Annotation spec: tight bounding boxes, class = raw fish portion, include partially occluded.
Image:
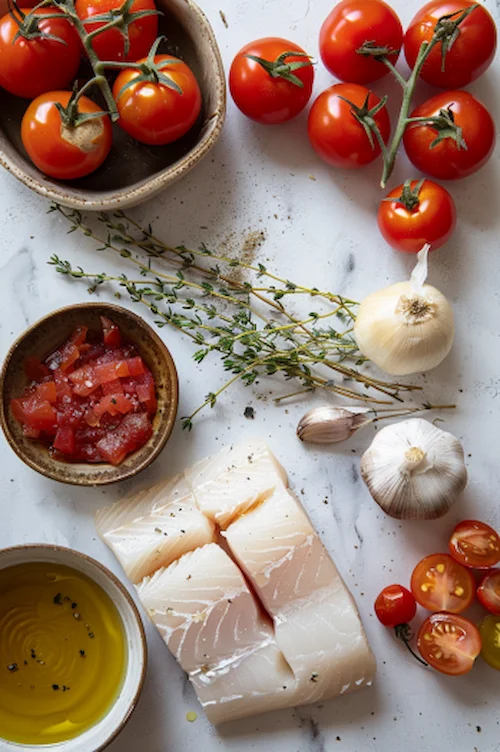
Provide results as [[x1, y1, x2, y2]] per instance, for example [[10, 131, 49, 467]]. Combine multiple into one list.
[[185, 440, 288, 528], [95, 475, 215, 584], [225, 487, 377, 703], [137, 543, 297, 723]]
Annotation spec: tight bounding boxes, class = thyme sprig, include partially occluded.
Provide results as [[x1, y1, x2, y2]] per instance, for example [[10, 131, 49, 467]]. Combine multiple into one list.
[[48, 204, 424, 428]]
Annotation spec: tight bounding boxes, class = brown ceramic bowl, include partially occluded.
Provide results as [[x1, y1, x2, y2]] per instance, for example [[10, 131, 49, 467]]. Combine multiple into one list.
[[0, 303, 179, 485], [0, 0, 226, 210]]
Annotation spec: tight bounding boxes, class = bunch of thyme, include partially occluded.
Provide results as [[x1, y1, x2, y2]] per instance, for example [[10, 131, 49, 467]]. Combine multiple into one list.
[[48, 204, 430, 428]]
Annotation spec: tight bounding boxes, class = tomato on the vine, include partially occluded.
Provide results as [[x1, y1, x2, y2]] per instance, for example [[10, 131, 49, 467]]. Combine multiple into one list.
[[75, 0, 158, 63], [479, 614, 500, 670], [411, 553, 475, 613], [307, 83, 390, 169], [449, 520, 500, 570], [319, 0, 402, 84], [378, 179, 456, 253], [374, 585, 417, 627], [229, 38, 314, 125], [418, 613, 481, 676], [21, 91, 112, 180], [0, 7, 81, 99], [477, 570, 500, 615], [113, 55, 202, 145], [404, 91, 496, 180], [404, 1, 497, 89]]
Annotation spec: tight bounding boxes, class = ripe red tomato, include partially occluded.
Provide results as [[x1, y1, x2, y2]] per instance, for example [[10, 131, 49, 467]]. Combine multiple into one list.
[[378, 179, 456, 253], [113, 55, 202, 145], [75, 0, 158, 62], [21, 91, 112, 180], [411, 553, 475, 613], [417, 613, 481, 676], [0, 7, 81, 99], [229, 38, 314, 125], [308, 83, 390, 169], [374, 585, 417, 628], [319, 0, 403, 84], [477, 570, 500, 615], [404, 1, 497, 89], [449, 520, 500, 569], [404, 91, 495, 180]]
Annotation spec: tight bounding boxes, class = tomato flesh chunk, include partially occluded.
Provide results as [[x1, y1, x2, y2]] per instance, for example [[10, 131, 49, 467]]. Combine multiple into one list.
[[101, 315, 121, 347], [53, 425, 76, 455], [97, 412, 153, 465]]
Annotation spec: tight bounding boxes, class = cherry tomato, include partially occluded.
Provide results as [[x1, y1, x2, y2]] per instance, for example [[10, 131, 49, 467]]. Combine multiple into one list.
[[308, 83, 390, 169], [0, 7, 81, 99], [479, 614, 500, 670], [411, 553, 475, 613], [477, 570, 500, 615], [418, 612, 481, 675], [404, 91, 495, 180], [378, 179, 456, 253], [404, 1, 497, 89], [75, 0, 158, 63], [449, 520, 500, 569], [113, 55, 202, 145], [21, 91, 112, 180], [374, 585, 417, 628], [229, 38, 314, 125], [319, 0, 403, 84]]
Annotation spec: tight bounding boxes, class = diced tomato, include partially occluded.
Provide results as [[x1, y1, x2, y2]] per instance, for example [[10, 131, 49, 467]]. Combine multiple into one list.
[[97, 413, 153, 465], [46, 341, 80, 373], [77, 343, 106, 365], [135, 369, 157, 413], [53, 369, 73, 401], [72, 444, 103, 463], [101, 379, 124, 396], [121, 377, 137, 395], [53, 425, 76, 455], [69, 325, 88, 347], [126, 357, 145, 376], [23, 425, 41, 439], [11, 395, 57, 433], [94, 360, 129, 384], [57, 400, 86, 430], [69, 364, 100, 396], [24, 356, 50, 382], [101, 316, 122, 347], [94, 394, 134, 418], [84, 408, 100, 427], [36, 381, 57, 404]]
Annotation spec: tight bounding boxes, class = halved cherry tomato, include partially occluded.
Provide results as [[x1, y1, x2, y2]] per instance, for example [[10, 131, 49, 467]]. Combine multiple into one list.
[[418, 612, 481, 675], [411, 553, 475, 613], [479, 614, 500, 670], [101, 316, 121, 348], [21, 91, 112, 181], [319, 0, 403, 84], [404, 1, 497, 89], [477, 570, 500, 615], [308, 83, 390, 169], [113, 55, 202, 145], [75, 0, 158, 63], [449, 520, 500, 569], [374, 584, 416, 628], [0, 7, 81, 99], [378, 179, 456, 253], [403, 91, 495, 180], [229, 37, 314, 124]]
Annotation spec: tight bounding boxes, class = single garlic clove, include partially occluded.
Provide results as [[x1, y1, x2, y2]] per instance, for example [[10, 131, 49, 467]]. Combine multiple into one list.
[[297, 406, 373, 444], [360, 418, 467, 520]]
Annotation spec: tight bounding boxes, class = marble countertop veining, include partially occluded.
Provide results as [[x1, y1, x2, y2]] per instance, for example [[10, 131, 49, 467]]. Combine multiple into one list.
[[1, 0, 500, 750]]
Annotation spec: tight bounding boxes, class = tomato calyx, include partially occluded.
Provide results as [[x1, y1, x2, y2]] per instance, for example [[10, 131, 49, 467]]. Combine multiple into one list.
[[338, 91, 389, 153], [408, 106, 467, 151], [245, 50, 314, 89], [54, 81, 109, 129], [8, 2, 67, 44], [394, 623, 429, 667], [383, 178, 425, 212], [113, 36, 183, 98], [432, 4, 480, 73], [82, 0, 160, 59], [356, 40, 400, 62]]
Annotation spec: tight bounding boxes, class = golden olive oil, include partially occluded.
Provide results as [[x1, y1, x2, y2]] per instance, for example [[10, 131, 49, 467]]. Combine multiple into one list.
[[0, 561, 126, 745]]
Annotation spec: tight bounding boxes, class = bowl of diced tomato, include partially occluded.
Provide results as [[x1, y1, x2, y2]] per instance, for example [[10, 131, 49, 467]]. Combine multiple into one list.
[[0, 303, 178, 485]]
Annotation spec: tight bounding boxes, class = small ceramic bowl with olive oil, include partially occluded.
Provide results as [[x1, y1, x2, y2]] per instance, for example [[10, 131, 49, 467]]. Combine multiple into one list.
[[0, 545, 147, 750]]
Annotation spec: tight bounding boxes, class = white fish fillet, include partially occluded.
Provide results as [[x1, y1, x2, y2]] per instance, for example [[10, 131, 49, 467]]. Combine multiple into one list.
[[224, 487, 376, 704], [185, 440, 288, 529], [137, 543, 297, 723], [95, 475, 215, 584]]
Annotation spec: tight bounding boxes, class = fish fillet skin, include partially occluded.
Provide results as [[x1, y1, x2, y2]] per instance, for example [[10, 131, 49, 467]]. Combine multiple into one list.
[[185, 440, 288, 529], [224, 487, 377, 703], [95, 475, 216, 584], [137, 543, 297, 723]]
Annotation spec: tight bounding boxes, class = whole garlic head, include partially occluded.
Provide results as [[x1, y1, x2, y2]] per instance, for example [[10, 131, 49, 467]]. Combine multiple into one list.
[[360, 418, 467, 520]]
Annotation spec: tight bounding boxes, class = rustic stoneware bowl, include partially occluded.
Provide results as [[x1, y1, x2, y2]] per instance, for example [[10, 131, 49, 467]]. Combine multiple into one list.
[[0, 544, 147, 751], [0, 302, 179, 485], [0, 0, 226, 210]]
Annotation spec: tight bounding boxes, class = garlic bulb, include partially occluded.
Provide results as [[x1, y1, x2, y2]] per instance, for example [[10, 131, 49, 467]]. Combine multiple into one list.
[[354, 246, 454, 376], [360, 418, 467, 520], [297, 406, 373, 444]]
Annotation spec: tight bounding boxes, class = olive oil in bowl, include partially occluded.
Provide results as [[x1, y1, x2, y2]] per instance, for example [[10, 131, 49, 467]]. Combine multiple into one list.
[[0, 561, 126, 745]]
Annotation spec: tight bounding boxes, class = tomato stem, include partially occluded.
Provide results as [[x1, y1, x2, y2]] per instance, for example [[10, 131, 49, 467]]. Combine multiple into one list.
[[394, 623, 428, 667]]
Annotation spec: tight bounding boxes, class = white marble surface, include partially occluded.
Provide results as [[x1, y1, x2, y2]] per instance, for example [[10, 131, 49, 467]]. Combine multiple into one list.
[[1, 0, 500, 750]]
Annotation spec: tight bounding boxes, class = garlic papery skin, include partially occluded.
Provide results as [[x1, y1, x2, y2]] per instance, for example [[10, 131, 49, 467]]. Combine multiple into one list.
[[297, 406, 373, 444], [354, 246, 454, 376], [360, 418, 467, 520]]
